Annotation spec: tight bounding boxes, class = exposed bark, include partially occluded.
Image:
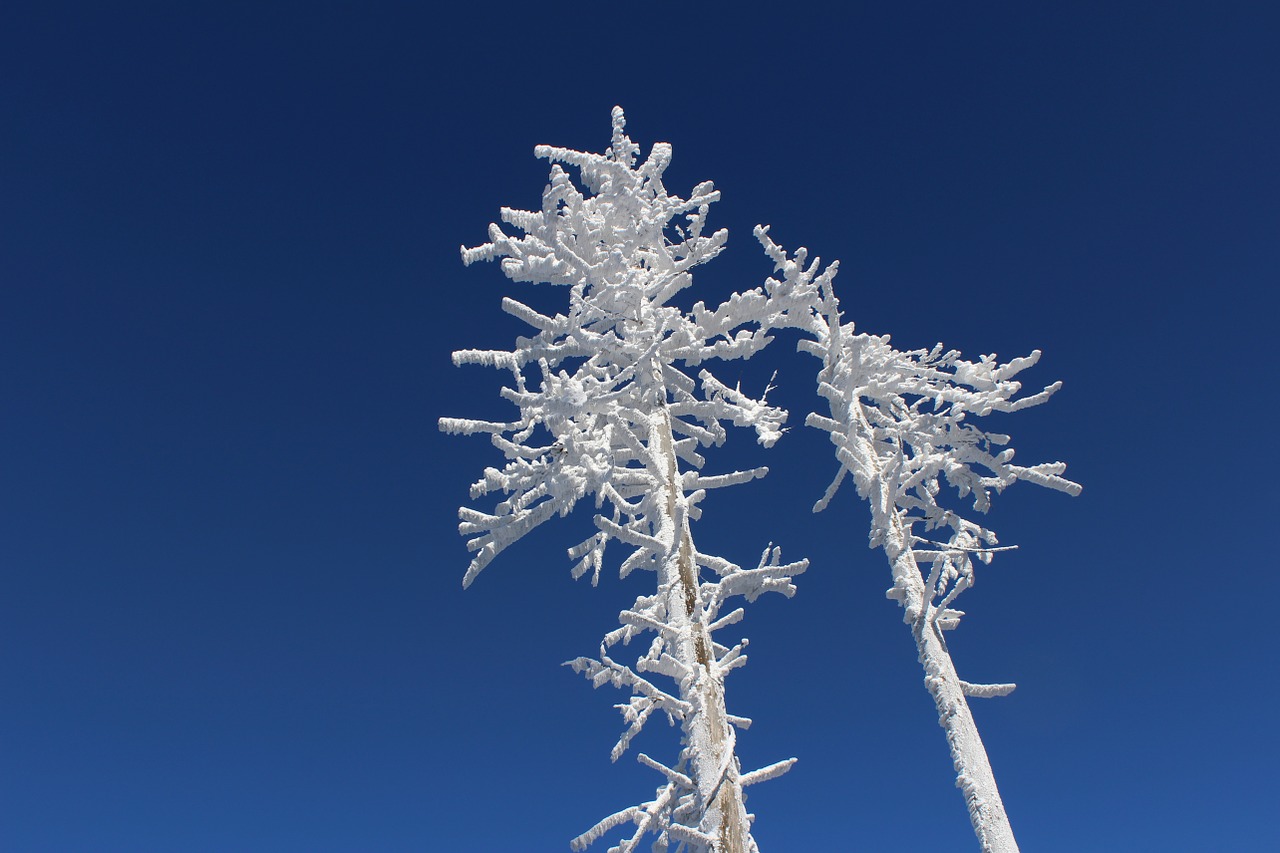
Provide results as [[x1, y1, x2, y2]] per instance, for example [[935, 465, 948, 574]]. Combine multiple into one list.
[[650, 404, 751, 853]]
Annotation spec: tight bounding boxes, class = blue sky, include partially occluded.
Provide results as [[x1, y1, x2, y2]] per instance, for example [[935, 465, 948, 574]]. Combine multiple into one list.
[[2, 3, 1276, 850]]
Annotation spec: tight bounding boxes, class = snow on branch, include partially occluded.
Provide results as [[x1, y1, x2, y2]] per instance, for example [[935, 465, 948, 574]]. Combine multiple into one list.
[[772, 223, 1079, 851], [739, 757, 797, 788], [960, 680, 1018, 699], [567, 541, 805, 761], [761, 224, 1081, 618], [445, 111, 810, 590], [446, 109, 809, 853]]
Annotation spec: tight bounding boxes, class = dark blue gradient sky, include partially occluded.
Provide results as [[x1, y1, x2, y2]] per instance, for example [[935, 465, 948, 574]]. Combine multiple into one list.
[[2, 3, 1276, 850]]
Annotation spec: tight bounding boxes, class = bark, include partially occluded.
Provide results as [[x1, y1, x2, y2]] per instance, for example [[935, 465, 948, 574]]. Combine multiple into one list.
[[649, 404, 752, 853]]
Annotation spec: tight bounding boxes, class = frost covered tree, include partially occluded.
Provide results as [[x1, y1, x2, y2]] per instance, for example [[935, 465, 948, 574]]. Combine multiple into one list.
[[753, 227, 1081, 852], [441, 109, 808, 853]]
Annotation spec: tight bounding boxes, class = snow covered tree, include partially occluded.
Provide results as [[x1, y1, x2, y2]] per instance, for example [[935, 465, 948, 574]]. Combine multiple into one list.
[[753, 227, 1081, 852], [441, 109, 808, 853]]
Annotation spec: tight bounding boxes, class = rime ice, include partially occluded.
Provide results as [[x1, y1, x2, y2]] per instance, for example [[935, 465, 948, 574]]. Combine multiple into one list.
[[443, 109, 805, 853], [754, 225, 1080, 853]]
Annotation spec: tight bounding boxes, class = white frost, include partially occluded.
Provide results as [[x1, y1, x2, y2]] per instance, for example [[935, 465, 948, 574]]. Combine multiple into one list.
[[756, 225, 1080, 853], [444, 108, 806, 853]]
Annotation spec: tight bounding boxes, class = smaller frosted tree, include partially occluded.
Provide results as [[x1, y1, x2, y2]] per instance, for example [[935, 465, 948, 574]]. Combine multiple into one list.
[[442, 109, 807, 853], [754, 226, 1081, 853]]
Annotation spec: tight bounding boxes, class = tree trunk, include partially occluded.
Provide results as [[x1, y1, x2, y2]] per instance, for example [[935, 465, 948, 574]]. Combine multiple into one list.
[[911, 600, 1018, 853], [650, 405, 752, 853], [851, 402, 1019, 853]]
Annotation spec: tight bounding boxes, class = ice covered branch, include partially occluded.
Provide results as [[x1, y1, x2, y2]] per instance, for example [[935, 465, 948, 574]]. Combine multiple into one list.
[[760, 226, 1080, 853], [444, 109, 807, 853]]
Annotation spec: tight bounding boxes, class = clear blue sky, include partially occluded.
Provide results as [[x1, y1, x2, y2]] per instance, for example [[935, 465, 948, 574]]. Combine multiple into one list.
[[2, 3, 1275, 850]]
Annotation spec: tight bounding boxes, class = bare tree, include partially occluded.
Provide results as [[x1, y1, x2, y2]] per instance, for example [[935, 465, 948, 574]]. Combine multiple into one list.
[[442, 109, 808, 853], [754, 226, 1081, 852]]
